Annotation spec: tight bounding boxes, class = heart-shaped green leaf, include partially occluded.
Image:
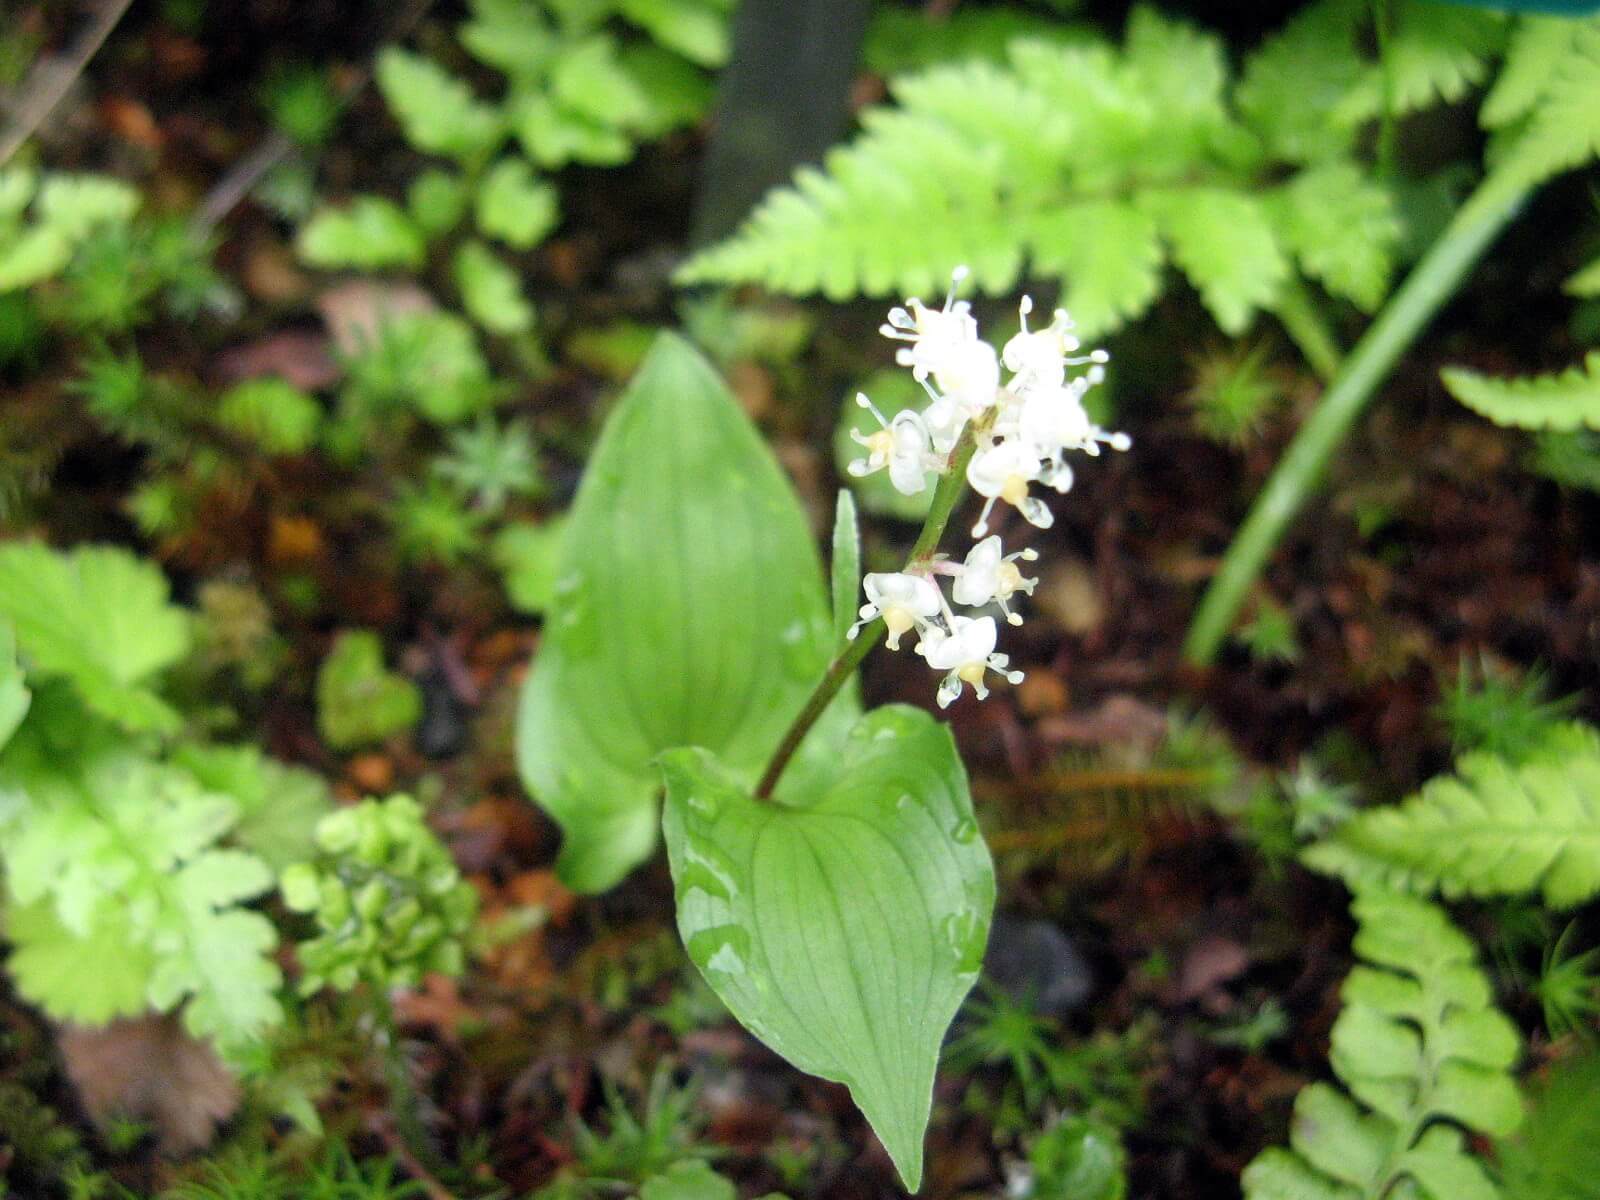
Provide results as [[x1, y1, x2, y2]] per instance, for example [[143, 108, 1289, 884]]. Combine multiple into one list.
[[517, 333, 849, 892], [660, 705, 995, 1191]]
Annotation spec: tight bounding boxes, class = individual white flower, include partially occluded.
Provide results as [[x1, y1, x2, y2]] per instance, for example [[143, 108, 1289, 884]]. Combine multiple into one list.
[[930, 337, 1001, 417], [952, 535, 1039, 625], [849, 571, 942, 650], [967, 438, 1054, 536], [1002, 296, 1110, 391], [847, 393, 938, 495], [880, 266, 980, 383], [1017, 381, 1131, 493], [916, 614, 1024, 707]]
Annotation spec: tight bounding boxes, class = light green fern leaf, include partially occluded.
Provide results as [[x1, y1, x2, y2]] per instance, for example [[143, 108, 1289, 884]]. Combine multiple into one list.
[[374, 47, 505, 163], [1141, 188, 1290, 335], [1236, 0, 1364, 163], [1303, 725, 1600, 908], [1269, 162, 1400, 312], [1441, 352, 1600, 432], [1481, 16, 1583, 130], [1242, 889, 1521, 1200], [1026, 201, 1164, 339], [680, 5, 1407, 342], [0, 700, 283, 1050], [1335, 4, 1507, 129], [1493, 21, 1600, 191]]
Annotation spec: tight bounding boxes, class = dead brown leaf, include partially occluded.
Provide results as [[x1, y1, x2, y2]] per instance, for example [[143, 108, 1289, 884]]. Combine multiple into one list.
[[58, 1015, 239, 1155]]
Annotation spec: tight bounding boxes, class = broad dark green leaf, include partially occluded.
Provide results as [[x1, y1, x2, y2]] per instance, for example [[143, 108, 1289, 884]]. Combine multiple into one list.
[[830, 489, 860, 649], [660, 705, 995, 1191], [517, 333, 848, 892]]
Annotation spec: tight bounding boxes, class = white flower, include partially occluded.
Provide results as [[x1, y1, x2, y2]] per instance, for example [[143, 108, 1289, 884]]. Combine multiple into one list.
[[916, 615, 1024, 707], [967, 438, 1054, 536], [1017, 382, 1131, 493], [847, 394, 937, 496], [850, 572, 942, 650], [880, 266, 980, 384], [931, 338, 1001, 417], [1002, 296, 1109, 390], [952, 535, 1038, 625]]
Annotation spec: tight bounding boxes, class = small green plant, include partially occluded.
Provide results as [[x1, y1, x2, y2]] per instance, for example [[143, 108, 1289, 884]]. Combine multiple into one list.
[[314, 631, 423, 751], [1534, 923, 1600, 1039], [1016, 1116, 1127, 1200], [158, 1140, 428, 1200], [297, 0, 730, 345], [0, 164, 218, 331], [1435, 658, 1580, 763], [532, 1070, 714, 1198], [1242, 889, 1523, 1200], [0, 543, 339, 1058], [280, 795, 478, 993], [1185, 342, 1291, 447], [433, 415, 544, 514], [1303, 722, 1600, 909]]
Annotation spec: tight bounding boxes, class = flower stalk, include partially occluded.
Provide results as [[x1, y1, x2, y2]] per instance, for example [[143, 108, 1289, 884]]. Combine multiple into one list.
[[755, 271, 1128, 799], [754, 423, 985, 800]]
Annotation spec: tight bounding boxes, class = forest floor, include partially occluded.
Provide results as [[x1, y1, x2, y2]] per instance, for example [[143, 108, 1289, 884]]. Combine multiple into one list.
[[4, 2, 1598, 1198]]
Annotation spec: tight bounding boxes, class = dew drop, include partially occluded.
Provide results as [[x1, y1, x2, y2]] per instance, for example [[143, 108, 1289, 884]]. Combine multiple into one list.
[[941, 909, 987, 975], [687, 924, 753, 980], [686, 787, 721, 821], [679, 840, 738, 903], [950, 816, 979, 844]]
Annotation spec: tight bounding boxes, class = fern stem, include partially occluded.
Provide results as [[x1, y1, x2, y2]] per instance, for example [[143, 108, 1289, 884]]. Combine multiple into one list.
[[1272, 280, 1343, 382], [753, 420, 986, 800], [1372, 0, 1399, 181], [1182, 168, 1529, 665]]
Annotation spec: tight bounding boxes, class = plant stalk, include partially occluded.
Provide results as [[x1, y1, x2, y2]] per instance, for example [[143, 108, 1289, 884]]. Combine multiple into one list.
[[1182, 168, 1529, 666], [369, 981, 449, 1182], [1272, 279, 1343, 382], [754, 422, 986, 799]]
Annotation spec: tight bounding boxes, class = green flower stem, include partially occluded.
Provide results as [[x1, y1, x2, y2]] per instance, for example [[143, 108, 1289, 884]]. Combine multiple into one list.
[[1182, 167, 1529, 666], [754, 422, 986, 800]]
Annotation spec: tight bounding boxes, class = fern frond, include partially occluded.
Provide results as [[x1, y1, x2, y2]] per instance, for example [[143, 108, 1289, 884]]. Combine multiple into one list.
[[1481, 16, 1582, 130], [1139, 187, 1290, 336], [1303, 726, 1600, 909], [1335, 4, 1508, 128], [1025, 201, 1164, 335], [1242, 889, 1521, 1200], [1269, 162, 1401, 313], [680, 3, 1418, 341], [1493, 21, 1600, 191], [1441, 352, 1600, 432], [1236, 0, 1364, 163]]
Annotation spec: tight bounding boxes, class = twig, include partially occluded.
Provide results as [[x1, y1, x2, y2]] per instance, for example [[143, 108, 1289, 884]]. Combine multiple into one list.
[[0, 0, 136, 168]]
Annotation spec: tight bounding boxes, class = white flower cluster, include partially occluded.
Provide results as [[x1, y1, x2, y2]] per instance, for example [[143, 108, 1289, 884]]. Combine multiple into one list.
[[846, 268, 1130, 708]]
